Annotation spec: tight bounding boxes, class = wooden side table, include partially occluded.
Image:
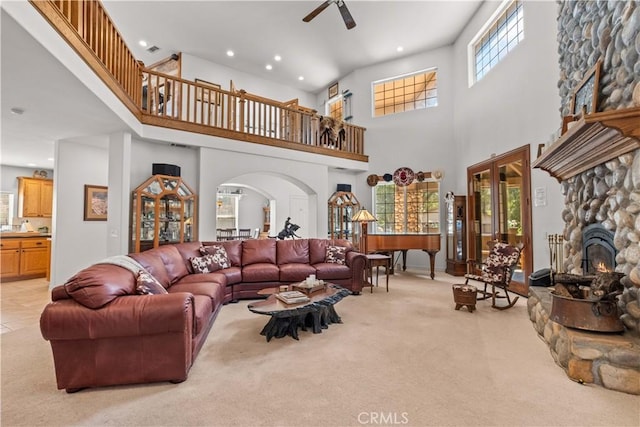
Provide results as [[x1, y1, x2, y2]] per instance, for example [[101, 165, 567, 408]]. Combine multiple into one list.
[[365, 254, 391, 292]]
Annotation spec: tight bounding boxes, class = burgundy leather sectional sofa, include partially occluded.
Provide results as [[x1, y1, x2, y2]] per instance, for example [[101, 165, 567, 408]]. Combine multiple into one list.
[[40, 238, 366, 392]]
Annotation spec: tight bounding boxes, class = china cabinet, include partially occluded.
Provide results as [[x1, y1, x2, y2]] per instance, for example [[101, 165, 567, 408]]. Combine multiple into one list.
[[131, 174, 197, 253], [445, 193, 466, 276], [328, 191, 360, 246]]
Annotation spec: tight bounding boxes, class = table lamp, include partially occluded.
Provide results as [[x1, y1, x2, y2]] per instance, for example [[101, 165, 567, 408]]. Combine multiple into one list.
[[351, 207, 377, 253]]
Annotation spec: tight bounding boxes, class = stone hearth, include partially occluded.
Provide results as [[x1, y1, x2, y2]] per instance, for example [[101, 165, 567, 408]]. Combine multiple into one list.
[[528, 286, 640, 395]]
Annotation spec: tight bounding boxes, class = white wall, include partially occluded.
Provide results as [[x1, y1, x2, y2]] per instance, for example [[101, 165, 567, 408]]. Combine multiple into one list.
[[51, 139, 109, 285], [199, 148, 324, 241], [181, 53, 316, 108], [452, 0, 564, 271]]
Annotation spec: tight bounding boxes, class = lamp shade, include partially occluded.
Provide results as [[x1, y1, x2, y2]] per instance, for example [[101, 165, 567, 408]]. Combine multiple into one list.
[[351, 207, 377, 222]]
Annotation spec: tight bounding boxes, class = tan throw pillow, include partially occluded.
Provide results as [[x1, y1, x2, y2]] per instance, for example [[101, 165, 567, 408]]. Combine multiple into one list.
[[136, 270, 168, 295], [325, 245, 347, 265], [198, 245, 230, 270]]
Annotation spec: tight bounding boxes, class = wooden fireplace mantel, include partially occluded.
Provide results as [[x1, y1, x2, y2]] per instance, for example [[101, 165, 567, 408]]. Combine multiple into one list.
[[532, 107, 640, 182]]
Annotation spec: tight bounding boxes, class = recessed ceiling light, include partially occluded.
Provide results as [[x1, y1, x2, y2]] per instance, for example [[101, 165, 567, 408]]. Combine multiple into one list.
[[226, 50, 235, 57], [298, 76, 304, 81], [47, 158, 54, 161], [10, 107, 24, 115], [139, 40, 148, 47], [265, 64, 273, 70], [274, 55, 282, 61], [27, 163, 36, 167], [397, 46, 404, 52]]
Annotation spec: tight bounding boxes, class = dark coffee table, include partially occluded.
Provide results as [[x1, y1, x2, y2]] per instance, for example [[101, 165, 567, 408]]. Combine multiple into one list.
[[247, 284, 350, 341]]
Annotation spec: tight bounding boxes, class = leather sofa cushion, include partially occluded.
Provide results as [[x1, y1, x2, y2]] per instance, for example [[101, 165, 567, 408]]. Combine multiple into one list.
[[169, 281, 225, 309], [174, 241, 203, 274], [63, 264, 136, 309], [314, 262, 352, 280], [279, 264, 316, 282], [242, 239, 276, 266], [191, 294, 213, 336], [310, 238, 353, 264], [175, 272, 228, 287], [242, 263, 279, 282], [277, 239, 309, 265], [202, 240, 242, 266], [130, 245, 189, 287]]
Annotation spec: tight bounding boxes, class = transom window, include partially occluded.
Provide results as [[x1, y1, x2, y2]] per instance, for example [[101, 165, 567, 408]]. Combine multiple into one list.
[[471, 0, 524, 84], [373, 181, 440, 234], [372, 69, 438, 118]]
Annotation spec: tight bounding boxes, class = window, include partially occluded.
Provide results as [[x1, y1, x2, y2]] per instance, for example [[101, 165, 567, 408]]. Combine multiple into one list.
[[0, 192, 14, 231], [372, 69, 438, 118], [373, 181, 440, 234], [327, 96, 343, 121], [470, 0, 524, 84]]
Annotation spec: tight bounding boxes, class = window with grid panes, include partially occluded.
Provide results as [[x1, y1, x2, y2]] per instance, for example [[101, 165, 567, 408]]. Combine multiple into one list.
[[472, 0, 524, 83], [327, 96, 343, 120], [372, 69, 437, 117], [372, 181, 440, 234]]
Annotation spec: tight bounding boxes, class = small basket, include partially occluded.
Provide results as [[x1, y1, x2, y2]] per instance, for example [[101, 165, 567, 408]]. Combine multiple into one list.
[[452, 284, 477, 312]]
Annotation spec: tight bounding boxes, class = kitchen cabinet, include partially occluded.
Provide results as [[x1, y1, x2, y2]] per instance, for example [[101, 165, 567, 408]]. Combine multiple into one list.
[[131, 174, 197, 253], [18, 177, 53, 218], [0, 237, 50, 281]]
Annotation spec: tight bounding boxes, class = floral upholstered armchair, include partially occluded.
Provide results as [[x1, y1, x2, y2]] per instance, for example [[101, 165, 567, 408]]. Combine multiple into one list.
[[464, 241, 524, 310]]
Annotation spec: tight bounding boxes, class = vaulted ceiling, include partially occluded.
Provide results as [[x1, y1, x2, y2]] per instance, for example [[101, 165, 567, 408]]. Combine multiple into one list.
[[1, 1, 483, 168]]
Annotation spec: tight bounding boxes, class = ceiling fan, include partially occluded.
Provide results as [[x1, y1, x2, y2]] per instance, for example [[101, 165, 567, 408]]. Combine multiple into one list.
[[302, 0, 356, 30]]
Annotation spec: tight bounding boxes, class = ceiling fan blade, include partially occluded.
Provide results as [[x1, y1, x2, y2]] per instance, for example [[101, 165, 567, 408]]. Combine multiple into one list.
[[302, 1, 332, 23], [337, 1, 356, 29]]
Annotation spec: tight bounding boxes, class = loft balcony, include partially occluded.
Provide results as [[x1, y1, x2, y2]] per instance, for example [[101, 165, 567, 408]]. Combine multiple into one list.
[[30, 0, 367, 162]]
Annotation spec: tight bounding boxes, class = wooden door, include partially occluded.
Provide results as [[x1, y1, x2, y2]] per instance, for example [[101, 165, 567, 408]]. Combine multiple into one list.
[[21, 179, 42, 217], [20, 239, 49, 276], [40, 180, 53, 217], [467, 145, 532, 296], [0, 240, 21, 279]]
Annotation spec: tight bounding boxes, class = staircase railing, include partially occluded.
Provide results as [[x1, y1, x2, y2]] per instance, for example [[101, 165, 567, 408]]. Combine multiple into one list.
[[29, 0, 367, 161]]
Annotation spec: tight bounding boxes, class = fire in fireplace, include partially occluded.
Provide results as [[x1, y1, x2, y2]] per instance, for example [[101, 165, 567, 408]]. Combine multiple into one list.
[[582, 224, 616, 274]]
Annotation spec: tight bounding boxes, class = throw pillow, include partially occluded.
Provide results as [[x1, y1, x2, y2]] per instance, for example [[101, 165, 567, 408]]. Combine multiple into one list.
[[199, 245, 230, 270], [190, 254, 226, 274], [325, 245, 347, 265], [136, 269, 168, 295]]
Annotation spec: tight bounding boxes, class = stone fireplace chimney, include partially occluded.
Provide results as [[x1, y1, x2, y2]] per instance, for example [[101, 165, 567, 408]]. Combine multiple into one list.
[[532, 1, 640, 337]]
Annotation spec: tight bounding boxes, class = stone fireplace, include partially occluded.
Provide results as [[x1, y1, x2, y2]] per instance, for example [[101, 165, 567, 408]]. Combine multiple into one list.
[[526, 0, 640, 395]]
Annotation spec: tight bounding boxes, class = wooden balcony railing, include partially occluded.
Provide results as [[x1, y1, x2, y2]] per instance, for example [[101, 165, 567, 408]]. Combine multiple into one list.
[[29, 0, 367, 162]]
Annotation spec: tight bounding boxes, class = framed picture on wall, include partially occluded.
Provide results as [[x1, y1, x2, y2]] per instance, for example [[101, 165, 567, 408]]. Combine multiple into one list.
[[195, 78, 221, 105], [328, 82, 339, 99], [84, 185, 108, 221], [570, 59, 602, 117]]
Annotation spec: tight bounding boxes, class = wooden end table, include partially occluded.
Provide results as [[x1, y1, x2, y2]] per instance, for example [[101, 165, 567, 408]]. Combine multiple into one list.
[[365, 254, 391, 292]]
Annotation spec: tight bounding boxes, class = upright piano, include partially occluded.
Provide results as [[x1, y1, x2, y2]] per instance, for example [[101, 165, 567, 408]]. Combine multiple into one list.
[[366, 234, 441, 279]]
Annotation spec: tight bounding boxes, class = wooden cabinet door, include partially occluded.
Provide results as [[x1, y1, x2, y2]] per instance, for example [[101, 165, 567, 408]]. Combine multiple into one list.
[[21, 179, 42, 217], [0, 240, 21, 279], [40, 180, 54, 217], [20, 239, 49, 276]]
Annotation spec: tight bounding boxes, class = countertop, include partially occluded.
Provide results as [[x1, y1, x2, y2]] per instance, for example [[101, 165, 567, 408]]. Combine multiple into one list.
[[0, 232, 51, 238]]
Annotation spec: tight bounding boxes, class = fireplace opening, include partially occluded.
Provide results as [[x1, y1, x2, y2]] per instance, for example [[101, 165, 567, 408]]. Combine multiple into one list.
[[582, 224, 616, 274]]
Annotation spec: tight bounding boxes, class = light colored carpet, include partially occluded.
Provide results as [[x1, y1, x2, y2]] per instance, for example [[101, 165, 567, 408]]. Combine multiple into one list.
[[2, 271, 639, 426]]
